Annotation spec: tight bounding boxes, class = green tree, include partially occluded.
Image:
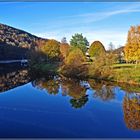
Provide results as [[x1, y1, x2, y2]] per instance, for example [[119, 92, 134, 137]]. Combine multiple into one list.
[[41, 39, 60, 61], [89, 41, 105, 59], [70, 33, 89, 53]]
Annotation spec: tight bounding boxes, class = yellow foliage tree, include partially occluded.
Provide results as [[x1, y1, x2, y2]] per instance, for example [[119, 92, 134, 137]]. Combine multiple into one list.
[[65, 48, 86, 66], [61, 48, 88, 78], [124, 26, 140, 63], [41, 39, 60, 61], [89, 41, 106, 59]]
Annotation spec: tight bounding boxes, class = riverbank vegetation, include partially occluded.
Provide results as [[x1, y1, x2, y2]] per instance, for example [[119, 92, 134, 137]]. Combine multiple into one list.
[[30, 25, 140, 85]]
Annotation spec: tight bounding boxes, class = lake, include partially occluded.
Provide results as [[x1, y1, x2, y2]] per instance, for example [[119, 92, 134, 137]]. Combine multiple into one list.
[[0, 67, 140, 138]]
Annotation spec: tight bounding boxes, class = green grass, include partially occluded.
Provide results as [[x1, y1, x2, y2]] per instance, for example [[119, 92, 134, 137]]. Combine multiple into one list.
[[113, 63, 140, 84], [113, 63, 140, 69], [31, 61, 140, 85]]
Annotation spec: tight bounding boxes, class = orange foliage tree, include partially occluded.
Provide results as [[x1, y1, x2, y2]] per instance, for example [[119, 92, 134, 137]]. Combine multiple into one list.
[[60, 43, 70, 59]]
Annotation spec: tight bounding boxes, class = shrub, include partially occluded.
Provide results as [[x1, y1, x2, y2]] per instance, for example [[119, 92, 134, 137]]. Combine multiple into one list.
[[88, 52, 116, 80], [60, 48, 88, 78], [89, 41, 105, 59]]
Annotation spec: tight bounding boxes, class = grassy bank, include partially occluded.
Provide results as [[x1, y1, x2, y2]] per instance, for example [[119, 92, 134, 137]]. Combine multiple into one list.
[[87, 63, 140, 85], [30, 62, 140, 85], [30, 62, 59, 76], [113, 64, 140, 85]]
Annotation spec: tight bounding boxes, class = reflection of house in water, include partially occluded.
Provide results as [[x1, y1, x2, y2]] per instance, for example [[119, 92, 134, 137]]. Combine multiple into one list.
[[123, 93, 140, 130], [0, 68, 30, 93]]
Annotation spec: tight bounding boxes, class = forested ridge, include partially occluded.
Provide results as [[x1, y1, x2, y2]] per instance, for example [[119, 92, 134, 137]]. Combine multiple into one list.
[[0, 23, 48, 60]]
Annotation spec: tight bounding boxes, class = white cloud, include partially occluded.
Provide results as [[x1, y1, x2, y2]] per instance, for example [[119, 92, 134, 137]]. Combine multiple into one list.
[[34, 28, 127, 50], [47, 3, 140, 27], [33, 3, 140, 50], [30, 3, 140, 33]]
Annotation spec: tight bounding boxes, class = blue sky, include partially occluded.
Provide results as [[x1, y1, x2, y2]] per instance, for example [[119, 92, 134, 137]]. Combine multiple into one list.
[[0, 2, 140, 49]]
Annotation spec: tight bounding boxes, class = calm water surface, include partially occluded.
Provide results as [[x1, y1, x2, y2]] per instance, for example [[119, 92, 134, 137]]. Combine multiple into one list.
[[0, 68, 140, 138]]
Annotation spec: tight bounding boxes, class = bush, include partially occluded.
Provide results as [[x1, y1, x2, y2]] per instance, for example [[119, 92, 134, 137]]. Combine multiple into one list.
[[89, 41, 105, 59], [88, 53, 116, 80], [60, 48, 88, 78]]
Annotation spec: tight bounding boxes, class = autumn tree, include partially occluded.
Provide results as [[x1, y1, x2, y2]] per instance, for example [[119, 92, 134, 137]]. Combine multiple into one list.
[[60, 48, 88, 78], [70, 33, 89, 53], [29, 40, 48, 65], [65, 48, 86, 65], [89, 41, 106, 59], [60, 43, 70, 59], [88, 52, 117, 80], [36, 39, 47, 50], [40, 39, 60, 61], [124, 25, 140, 63]]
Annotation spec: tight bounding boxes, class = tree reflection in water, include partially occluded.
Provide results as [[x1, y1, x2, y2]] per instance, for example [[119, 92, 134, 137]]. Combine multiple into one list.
[[61, 80, 89, 108], [33, 78, 89, 108], [123, 93, 140, 130], [89, 80, 115, 101], [0, 68, 30, 93], [70, 95, 88, 109], [32, 78, 59, 95], [2, 68, 140, 129]]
